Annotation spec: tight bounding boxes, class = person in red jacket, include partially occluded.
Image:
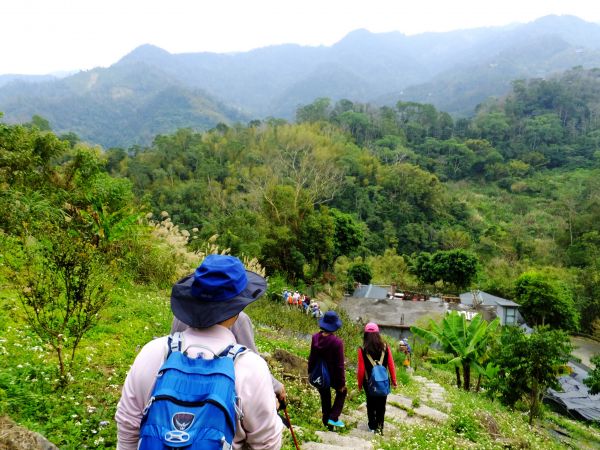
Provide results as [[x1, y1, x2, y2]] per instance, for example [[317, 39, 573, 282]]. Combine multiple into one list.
[[357, 322, 397, 434]]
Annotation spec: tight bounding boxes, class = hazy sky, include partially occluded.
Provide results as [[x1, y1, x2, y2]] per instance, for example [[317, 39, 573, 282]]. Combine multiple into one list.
[[3, 0, 600, 75]]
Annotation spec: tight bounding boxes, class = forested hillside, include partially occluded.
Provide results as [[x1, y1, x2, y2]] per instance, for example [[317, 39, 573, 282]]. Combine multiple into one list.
[[2, 15, 600, 148], [0, 63, 247, 148], [3, 56, 600, 450], [84, 66, 600, 335], [3, 67, 600, 335]]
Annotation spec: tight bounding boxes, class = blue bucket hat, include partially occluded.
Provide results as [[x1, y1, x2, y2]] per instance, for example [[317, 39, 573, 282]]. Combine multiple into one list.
[[171, 254, 267, 328], [319, 310, 342, 332]]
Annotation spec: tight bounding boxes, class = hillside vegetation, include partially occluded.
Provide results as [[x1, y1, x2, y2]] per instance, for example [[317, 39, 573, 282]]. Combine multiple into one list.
[[97, 67, 600, 336], [1, 65, 600, 448], [1, 281, 600, 449]]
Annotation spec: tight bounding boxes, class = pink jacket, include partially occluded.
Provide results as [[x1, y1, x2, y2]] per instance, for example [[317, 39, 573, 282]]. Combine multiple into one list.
[[115, 325, 283, 450]]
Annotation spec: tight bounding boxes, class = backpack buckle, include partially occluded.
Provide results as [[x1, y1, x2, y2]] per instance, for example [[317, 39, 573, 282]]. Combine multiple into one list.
[[164, 429, 190, 444], [235, 396, 244, 422], [221, 436, 233, 450]]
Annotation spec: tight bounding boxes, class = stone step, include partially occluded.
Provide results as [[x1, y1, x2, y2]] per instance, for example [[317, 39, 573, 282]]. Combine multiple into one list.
[[386, 404, 408, 421], [302, 375, 453, 449], [341, 409, 363, 420], [414, 404, 449, 423], [387, 393, 449, 423], [315, 431, 374, 449], [350, 425, 380, 440], [387, 393, 414, 408], [302, 443, 351, 450], [354, 420, 400, 438]]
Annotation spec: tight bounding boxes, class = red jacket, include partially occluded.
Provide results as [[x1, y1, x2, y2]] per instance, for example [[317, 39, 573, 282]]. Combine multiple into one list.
[[357, 344, 397, 391]]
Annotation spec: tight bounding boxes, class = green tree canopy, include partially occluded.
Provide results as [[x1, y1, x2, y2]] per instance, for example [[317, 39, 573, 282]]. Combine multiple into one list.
[[514, 271, 580, 331], [348, 262, 373, 285], [584, 354, 600, 395], [414, 249, 479, 293], [487, 326, 573, 424], [330, 208, 364, 259]]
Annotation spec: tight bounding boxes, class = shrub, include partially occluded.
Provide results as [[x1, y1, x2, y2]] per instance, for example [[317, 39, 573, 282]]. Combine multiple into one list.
[[265, 273, 289, 301], [15, 230, 112, 387], [451, 412, 481, 442], [348, 262, 373, 285]]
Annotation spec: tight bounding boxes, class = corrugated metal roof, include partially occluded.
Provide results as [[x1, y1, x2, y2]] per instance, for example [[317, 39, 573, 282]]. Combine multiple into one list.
[[545, 362, 600, 422], [459, 291, 520, 307], [352, 284, 389, 299]]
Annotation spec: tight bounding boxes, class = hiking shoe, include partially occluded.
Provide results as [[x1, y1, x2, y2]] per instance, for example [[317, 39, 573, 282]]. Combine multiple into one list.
[[327, 419, 345, 427]]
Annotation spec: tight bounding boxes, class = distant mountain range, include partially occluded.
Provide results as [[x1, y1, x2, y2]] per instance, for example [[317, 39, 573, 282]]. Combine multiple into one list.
[[1, 14, 600, 148]]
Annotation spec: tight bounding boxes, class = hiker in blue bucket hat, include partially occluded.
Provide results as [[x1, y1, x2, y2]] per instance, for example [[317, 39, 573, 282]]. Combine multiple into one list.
[[170, 260, 287, 404], [308, 310, 347, 430], [116, 255, 283, 450]]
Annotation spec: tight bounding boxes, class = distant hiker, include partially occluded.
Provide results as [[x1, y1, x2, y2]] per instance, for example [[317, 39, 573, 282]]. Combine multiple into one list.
[[399, 338, 412, 368], [302, 296, 311, 313], [115, 255, 283, 450], [308, 310, 347, 430], [310, 302, 323, 318], [401, 338, 412, 354], [171, 311, 286, 405], [357, 322, 397, 435]]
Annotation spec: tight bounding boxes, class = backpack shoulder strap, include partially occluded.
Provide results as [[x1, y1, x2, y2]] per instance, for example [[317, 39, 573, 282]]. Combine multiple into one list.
[[378, 345, 387, 365], [166, 332, 184, 358], [218, 344, 248, 423], [365, 346, 386, 366], [365, 351, 378, 367], [166, 333, 245, 360], [220, 343, 248, 360]]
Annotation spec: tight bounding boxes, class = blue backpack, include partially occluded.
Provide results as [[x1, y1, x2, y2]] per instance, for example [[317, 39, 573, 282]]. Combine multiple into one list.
[[139, 333, 246, 449], [365, 347, 391, 397], [309, 358, 330, 390]]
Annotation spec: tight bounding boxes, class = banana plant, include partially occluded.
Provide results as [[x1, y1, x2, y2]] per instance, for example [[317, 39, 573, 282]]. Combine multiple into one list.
[[411, 311, 500, 390]]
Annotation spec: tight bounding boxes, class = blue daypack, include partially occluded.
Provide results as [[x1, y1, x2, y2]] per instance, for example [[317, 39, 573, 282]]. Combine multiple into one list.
[[309, 358, 330, 390], [365, 347, 391, 397], [139, 333, 246, 449]]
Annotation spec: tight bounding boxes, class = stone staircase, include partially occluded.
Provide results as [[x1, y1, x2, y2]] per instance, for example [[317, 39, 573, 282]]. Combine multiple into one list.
[[298, 374, 450, 449], [302, 431, 375, 450]]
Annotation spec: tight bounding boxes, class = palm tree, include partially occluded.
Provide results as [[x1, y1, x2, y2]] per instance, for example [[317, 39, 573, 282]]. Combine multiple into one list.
[[411, 311, 499, 390]]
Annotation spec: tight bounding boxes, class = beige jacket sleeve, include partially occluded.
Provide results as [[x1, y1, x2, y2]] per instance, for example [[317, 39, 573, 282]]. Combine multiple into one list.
[[115, 337, 166, 450], [233, 352, 283, 449]]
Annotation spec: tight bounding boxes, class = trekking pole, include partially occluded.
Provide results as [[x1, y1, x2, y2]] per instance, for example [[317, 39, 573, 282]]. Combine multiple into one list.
[[282, 402, 301, 450]]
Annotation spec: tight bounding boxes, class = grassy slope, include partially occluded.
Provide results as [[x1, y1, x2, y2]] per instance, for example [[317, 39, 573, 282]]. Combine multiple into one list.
[[0, 281, 599, 449]]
